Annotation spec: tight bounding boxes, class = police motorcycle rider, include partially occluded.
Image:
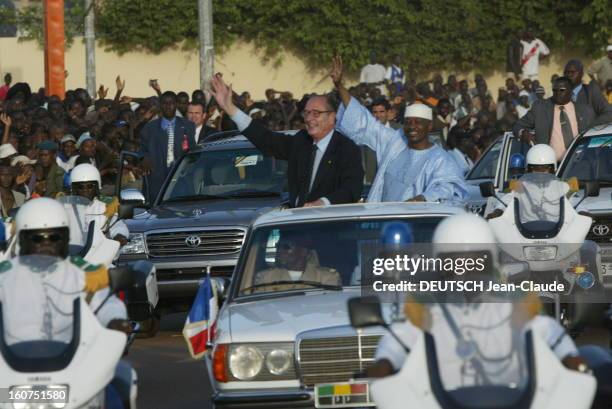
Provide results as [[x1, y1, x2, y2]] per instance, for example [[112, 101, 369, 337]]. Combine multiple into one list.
[[0, 198, 135, 407], [485, 144, 571, 220], [69, 163, 129, 246], [365, 214, 589, 381], [481, 153, 525, 217]]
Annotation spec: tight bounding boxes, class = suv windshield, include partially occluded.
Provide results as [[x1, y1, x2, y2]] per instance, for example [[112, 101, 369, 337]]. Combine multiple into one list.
[[238, 217, 443, 297], [559, 134, 612, 186], [162, 148, 288, 202], [467, 137, 502, 180]]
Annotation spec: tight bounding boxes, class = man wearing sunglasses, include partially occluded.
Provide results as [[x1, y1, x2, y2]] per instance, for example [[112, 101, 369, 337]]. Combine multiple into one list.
[[513, 76, 599, 162], [69, 164, 129, 246], [0, 198, 126, 328], [209, 74, 363, 208]]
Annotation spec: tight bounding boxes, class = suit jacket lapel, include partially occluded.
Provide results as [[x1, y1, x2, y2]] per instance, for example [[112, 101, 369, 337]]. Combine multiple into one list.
[[310, 132, 338, 193], [174, 118, 184, 158], [544, 99, 554, 142]]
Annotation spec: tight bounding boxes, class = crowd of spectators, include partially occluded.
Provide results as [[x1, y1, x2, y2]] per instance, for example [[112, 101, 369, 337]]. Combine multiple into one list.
[[0, 38, 610, 214]]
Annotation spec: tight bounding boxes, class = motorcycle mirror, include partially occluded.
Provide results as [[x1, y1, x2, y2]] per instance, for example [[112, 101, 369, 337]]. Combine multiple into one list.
[[124, 260, 159, 321], [585, 181, 600, 198], [109, 266, 135, 292], [479, 181, 495, 198], [7, 207, 18, 219], [348, 296, 386, 328], [480, 181, 507, 208], [118, 204, 135, 220]]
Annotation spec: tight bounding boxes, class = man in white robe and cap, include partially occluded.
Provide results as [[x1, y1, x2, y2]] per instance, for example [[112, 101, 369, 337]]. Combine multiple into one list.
[[330, 56, 468, 203]]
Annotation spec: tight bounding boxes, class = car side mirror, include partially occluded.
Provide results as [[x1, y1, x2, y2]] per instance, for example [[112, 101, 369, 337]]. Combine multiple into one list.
[[213, 277, 231, 303], [120, 189, 146, 205], [479, 181, 495, 198], [585, 181, 600, 197], [348, 296, 386, 329]]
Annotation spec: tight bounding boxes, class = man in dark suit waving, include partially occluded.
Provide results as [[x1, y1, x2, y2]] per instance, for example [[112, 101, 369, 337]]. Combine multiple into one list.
[[513, 76, 599, 162], [140, 91, 197, 203], [209, 74, 363, 207]]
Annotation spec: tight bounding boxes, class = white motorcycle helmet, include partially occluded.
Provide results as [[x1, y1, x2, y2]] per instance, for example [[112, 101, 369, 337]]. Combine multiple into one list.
[[526, 144, 556, 171], [432, 213, 498, 271], [16, 198, 70, 257], [70, 163, 102, 189]]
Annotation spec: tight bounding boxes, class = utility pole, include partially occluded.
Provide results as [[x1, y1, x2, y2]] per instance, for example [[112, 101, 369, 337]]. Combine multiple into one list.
[[84, 0, 96, 99], [198, 0, 214, 90], [43, 0, 65, 98]]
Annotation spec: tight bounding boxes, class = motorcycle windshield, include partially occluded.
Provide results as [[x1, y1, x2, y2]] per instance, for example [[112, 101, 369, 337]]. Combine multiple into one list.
[[514, 173, 566, 224], [429, 301, 531, 406], [57, 195, 93, 246], [0, 256, 78, 360]]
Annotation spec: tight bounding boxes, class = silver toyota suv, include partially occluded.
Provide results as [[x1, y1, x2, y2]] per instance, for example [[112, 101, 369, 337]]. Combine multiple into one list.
[[117, 133, 288, 333]]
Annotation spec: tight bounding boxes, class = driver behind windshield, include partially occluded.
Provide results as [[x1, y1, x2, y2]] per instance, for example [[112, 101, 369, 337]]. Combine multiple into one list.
[[249, 231, 341, 293], [485, 144, 570, 221]]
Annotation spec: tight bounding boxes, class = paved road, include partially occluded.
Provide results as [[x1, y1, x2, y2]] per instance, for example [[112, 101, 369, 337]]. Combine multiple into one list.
[[126, 313, 213, 409], [125, 312, 608, 409]]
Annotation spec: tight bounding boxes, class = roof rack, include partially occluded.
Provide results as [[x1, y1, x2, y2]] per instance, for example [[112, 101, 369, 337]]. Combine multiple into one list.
[[199, 129, 241, 144]]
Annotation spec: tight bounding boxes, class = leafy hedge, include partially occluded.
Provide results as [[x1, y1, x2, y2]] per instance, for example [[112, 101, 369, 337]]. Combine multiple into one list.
[[1, 0, 610, 75]]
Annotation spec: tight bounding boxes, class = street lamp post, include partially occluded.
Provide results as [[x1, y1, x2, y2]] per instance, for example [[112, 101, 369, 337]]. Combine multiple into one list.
[[198, 0, 214, 90]]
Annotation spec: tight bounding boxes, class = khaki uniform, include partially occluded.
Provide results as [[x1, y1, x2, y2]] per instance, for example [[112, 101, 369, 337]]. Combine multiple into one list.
[[250, 251, 341, 293]]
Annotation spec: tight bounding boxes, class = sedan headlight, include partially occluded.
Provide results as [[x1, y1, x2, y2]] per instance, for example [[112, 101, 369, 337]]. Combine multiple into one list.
[[226, 343, 295, 381], [266, 349, 292, 375], [523, 246, 557, 261], [229, 345, 264, 380], [120, 233, 145, 255]]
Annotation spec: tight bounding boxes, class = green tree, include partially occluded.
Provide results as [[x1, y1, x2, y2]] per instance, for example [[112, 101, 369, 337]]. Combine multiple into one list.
[[0, 0, 85, 48], [1, 0, 609, 75]]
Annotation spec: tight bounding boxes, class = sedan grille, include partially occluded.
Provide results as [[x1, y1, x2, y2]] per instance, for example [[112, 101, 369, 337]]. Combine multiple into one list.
[[146, 228, 245, 258], [298, 334, 381, 387]]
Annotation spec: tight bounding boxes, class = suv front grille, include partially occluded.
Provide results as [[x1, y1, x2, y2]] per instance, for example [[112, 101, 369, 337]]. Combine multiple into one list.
[[298, 334, 381, 387], [156, 266, 235, 281], [146, 228, 246, 258], [586, 216, 612, 243]]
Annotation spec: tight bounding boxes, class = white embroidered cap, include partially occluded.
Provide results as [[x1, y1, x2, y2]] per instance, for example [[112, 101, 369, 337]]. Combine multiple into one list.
[[404, 103, 432, 120]]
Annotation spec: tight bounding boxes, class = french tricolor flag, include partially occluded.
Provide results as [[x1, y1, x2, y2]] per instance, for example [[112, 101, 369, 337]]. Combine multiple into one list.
[[183, 276, 218, 359]]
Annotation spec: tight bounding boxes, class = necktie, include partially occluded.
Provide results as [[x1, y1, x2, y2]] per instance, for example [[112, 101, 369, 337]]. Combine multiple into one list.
[[297, 144, 317, 207], [558, 106, 574, 149], [166, 122, 175, 167]]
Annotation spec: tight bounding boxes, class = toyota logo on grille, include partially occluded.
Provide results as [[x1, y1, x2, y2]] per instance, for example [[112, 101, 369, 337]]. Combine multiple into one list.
[[185, 235, 202, 248], [592, 224, 610, 236]]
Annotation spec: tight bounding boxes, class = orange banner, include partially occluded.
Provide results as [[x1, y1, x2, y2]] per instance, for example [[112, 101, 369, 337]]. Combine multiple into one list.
[[44, 0, 65, 99]]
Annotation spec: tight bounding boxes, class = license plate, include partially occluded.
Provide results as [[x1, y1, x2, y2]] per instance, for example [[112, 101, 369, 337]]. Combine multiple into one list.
[[602, 263, 612, 275], [315, 381, 375, 408]]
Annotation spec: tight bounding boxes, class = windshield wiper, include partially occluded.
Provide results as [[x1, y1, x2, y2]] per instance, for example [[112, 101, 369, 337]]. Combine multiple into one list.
[[242, 280, 342, 293], [226, 190, 281, 198], [163, 194, 228, 203]]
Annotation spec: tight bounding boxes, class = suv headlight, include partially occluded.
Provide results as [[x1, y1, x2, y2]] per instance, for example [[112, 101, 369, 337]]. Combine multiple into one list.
[[229, 345, 264, 380], [120, 233, 145, 255], [523, 246, 557, 261], [226, 343, 295, 381]]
